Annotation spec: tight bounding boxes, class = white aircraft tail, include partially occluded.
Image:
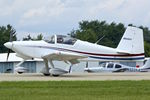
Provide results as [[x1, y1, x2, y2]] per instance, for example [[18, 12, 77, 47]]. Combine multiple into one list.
[[140, 59, 150, 69], [117, 26, 144, 54]]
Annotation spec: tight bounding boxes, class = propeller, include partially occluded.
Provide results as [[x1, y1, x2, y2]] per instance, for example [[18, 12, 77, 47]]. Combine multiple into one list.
[[6, 29, 16, 61], [6, 49, 11, 61]]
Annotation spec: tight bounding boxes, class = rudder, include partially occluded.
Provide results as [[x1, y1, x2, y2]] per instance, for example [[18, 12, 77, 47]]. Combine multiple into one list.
[[117, 26, 144, 54], [142, 59, 150, 69]]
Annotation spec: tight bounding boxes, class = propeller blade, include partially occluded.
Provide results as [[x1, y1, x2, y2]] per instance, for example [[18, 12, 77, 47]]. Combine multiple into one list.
[[6, 28, 16, 61], [6, 49, 11, 61]]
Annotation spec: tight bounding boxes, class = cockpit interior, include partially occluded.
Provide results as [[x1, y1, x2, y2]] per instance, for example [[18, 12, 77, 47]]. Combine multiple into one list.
[[44, 35, 77, 45]]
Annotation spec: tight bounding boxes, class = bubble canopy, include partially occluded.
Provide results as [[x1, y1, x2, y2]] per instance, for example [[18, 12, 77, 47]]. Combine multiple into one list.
[[44, 35, 77, 45]]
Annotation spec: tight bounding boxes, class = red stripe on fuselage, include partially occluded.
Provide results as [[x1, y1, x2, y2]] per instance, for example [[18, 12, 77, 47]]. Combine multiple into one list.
[[47, 46, 145, 57], [63, 49, 144, 57], [26, 45, 145, 57]]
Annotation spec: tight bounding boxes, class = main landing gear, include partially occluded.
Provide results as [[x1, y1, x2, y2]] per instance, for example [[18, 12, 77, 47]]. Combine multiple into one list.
[[42, 59, 73, 77]]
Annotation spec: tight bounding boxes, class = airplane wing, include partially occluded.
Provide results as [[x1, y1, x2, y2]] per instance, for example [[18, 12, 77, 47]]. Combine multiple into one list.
[[42, 51, 87, 64], [112, 68, 128, 72]]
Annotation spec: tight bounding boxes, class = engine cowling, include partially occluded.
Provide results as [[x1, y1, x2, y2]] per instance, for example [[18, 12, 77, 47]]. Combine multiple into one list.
[[49, 68, 68, 76], [14, 66, 28, 74]]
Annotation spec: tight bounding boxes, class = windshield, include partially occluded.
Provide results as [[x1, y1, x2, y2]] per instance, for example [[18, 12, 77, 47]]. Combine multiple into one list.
[[57, 35, 77, 45], [107, 63, 114, 68], [115, 64, 122, 68]]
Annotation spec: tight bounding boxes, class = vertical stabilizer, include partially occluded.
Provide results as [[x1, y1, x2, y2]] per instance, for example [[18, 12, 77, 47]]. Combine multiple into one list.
[[117, 26, 144, 54], [141, 59, 150, 69]]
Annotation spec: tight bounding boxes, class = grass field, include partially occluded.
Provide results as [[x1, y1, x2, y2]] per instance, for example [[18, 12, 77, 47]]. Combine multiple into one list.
[[0, 81, 150, 100]]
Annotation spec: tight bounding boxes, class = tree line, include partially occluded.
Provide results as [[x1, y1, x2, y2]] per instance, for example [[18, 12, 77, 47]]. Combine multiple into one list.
[[0, 20, 150, 56]]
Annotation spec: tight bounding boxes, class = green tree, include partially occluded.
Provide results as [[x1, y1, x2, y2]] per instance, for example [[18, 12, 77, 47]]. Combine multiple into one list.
[[139, 26, 150, 43], [144, 41, 150, 57], [73, 20, 125, 48], [36, 34, 43, 40], [0, 25, 17, 53], [76, 29, 98, 43], [23, 34, 43, 41], [23, 34, 32, 41]]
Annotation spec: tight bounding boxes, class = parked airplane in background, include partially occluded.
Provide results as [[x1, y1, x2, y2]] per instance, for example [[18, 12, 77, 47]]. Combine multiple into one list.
[[4, 26, 144, 76], [84, 59, 150, 73]]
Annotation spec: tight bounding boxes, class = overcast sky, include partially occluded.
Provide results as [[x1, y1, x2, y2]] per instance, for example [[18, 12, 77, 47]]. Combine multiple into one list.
[[0, 0, 150, 39]]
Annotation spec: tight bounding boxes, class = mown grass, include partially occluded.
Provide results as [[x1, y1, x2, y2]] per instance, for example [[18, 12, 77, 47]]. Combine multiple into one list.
[[0, 81, 150, 100]]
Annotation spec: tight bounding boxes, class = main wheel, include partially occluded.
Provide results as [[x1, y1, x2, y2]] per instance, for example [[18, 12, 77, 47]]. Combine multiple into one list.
[[43, 73, 50, 76], [18, 72, 23, 74], [52, 74, 60, 77]]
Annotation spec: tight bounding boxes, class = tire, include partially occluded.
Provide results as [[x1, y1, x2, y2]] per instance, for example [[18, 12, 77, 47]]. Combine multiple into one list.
[[52, 74, 60, 77], [43, 73, 50, 76], [18, 72, 23, 74]]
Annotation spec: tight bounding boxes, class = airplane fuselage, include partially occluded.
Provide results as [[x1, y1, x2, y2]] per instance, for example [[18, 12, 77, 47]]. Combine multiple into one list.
[[9, 39, 144, 61]]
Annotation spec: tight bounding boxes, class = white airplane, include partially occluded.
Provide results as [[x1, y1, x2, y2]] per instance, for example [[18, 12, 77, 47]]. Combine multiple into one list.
[[84, 59, 150, 73], [4, 26, 144, 76]]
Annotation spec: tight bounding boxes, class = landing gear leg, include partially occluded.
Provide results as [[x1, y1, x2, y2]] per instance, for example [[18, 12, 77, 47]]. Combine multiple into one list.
[[64, 61, 73, 73], [16, 60, 25, 67], [68, 63, 73, 73], [42, 59, 50, 76], [15, 60, 25, 74], [49, 60, 60, 77], [48, 60, 73, 77]]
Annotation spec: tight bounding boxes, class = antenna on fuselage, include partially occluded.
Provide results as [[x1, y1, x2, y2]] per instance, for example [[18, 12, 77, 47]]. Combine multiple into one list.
[[95, 35, 105, 44]]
